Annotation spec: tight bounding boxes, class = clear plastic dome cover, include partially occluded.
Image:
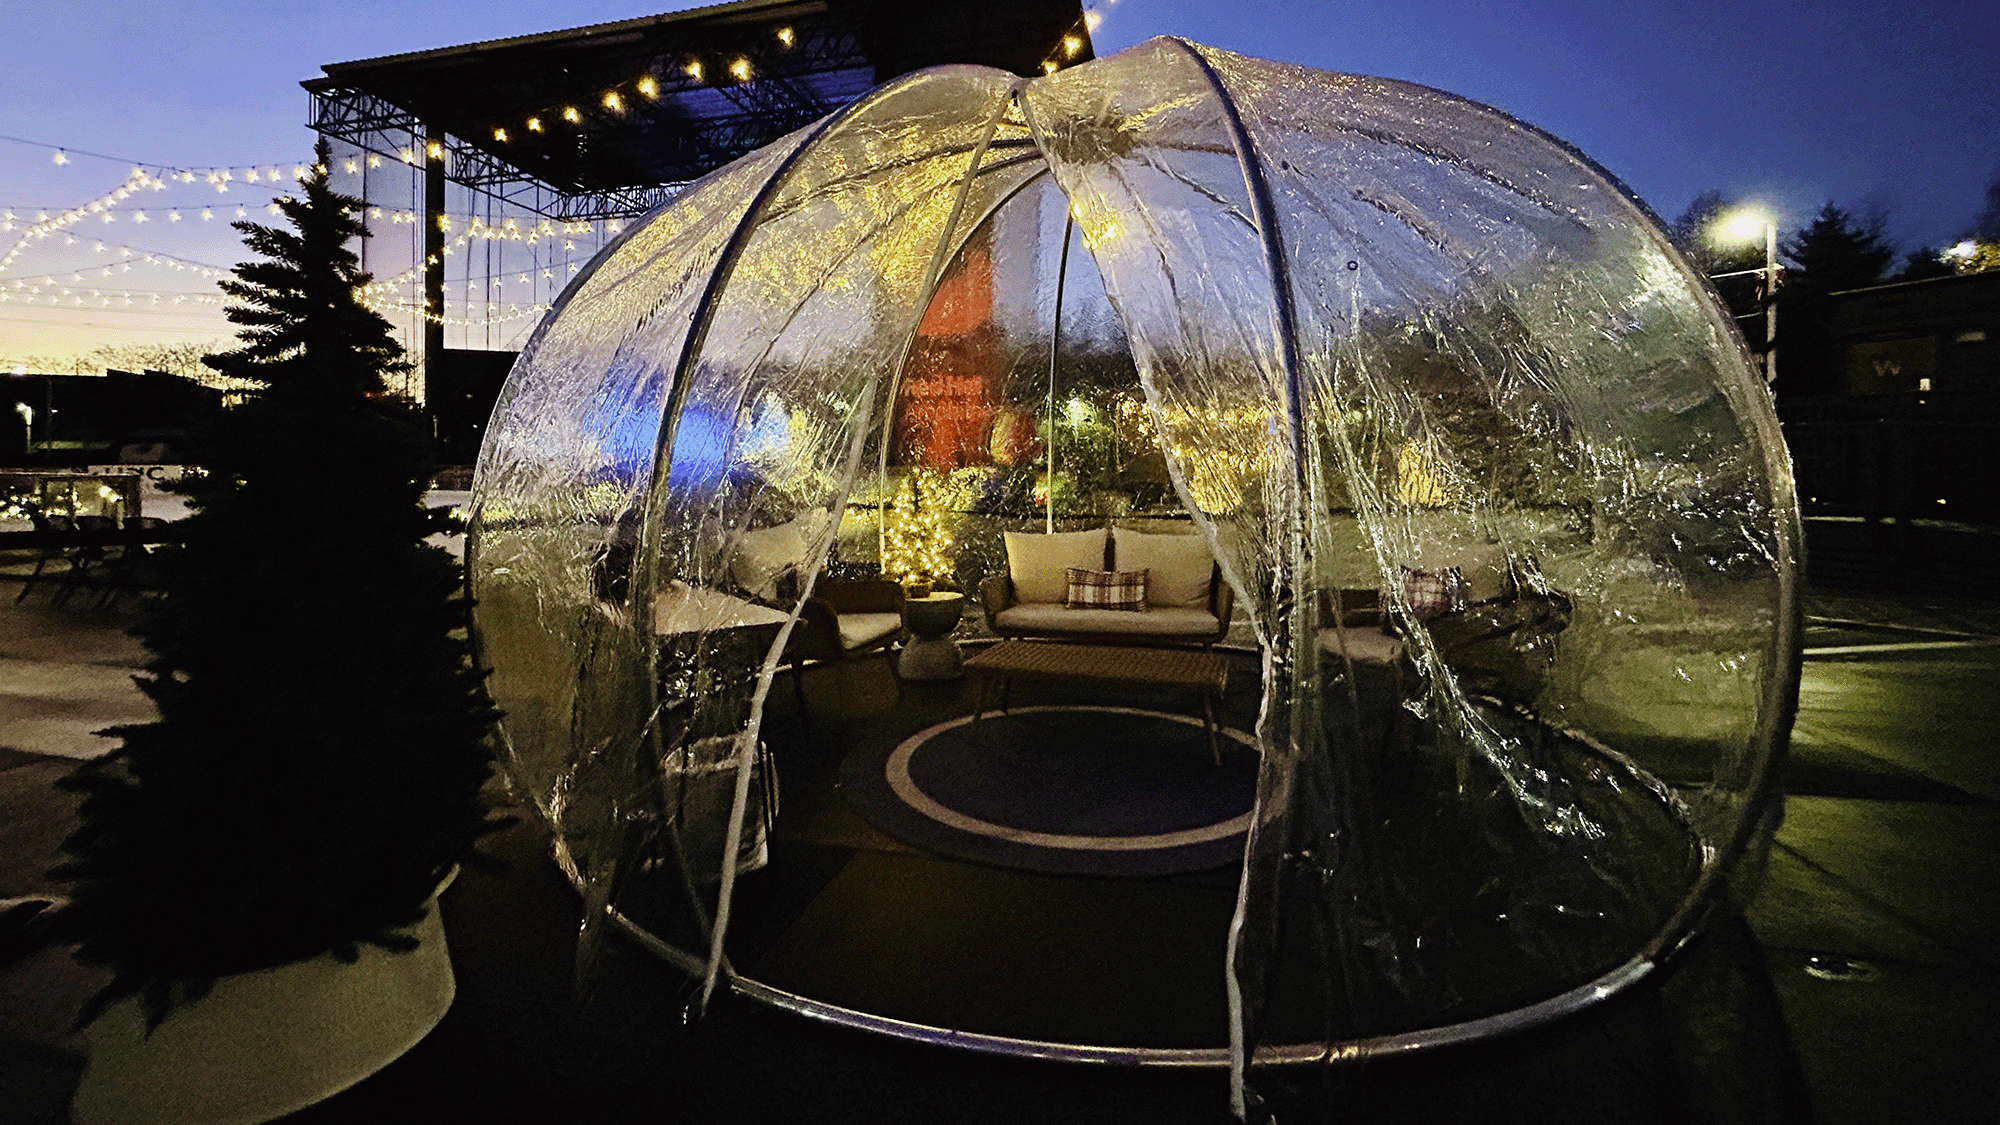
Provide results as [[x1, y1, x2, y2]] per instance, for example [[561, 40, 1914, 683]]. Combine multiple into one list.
[[468, 38, 1799, 1107]]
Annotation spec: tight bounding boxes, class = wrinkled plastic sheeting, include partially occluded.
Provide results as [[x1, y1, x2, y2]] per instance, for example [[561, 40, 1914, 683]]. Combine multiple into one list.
[[470, 36, 1799, 1088], [471, 65, 1030, 892], [1021, 39, 1795, 1057]]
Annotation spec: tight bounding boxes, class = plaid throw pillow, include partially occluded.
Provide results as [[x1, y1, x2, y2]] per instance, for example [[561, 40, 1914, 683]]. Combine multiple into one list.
[[1400, 565, 1464, 621], [1064, 567, 1149, 611]]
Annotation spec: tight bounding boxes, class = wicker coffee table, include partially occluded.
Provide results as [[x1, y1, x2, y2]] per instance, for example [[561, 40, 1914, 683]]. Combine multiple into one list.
[[963, 640, 1231, 763]]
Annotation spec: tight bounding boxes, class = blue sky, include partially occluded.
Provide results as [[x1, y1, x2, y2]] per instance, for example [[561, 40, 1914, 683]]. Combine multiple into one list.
[[3, 0, 1994, 368]]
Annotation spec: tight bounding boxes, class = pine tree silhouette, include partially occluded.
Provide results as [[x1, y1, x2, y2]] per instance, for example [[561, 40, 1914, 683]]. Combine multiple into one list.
[[56, 140, 504, 1029]]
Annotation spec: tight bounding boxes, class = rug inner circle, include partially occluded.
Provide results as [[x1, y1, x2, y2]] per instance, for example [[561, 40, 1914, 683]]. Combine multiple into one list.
[[885, 706, 1259, 853]]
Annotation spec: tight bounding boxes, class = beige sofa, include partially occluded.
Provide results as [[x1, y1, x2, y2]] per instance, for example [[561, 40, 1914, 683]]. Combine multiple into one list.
[[979, 526, 1233, 647]]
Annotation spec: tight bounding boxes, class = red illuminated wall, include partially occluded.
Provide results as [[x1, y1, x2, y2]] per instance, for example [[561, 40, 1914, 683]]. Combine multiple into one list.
[[896, 235, 1002, 469]]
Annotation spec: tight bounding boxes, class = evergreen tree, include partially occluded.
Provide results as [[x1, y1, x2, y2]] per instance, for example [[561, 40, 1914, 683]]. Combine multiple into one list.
[[55, 141, 503, 1027], [1780, 202, 1895, 292]]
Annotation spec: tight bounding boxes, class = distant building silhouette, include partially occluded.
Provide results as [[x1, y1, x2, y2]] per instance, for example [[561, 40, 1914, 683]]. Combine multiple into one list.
[[1, 369, 222, 466]]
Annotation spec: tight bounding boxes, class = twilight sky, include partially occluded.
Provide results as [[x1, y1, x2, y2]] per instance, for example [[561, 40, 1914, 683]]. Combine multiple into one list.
[[3, 0, 1995, 369]]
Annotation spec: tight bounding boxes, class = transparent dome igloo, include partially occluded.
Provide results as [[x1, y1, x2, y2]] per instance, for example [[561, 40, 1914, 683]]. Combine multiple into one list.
[[468, 37, 1800, 1090]]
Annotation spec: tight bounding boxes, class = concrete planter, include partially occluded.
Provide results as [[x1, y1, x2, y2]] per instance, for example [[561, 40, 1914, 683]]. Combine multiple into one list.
[[71, 872, 456, 1125]]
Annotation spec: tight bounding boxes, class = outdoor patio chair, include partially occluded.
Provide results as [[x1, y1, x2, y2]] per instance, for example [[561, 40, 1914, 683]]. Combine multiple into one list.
[[13, 509, 78, 604], [98, 516, 170, 607], [55, 515, 120, 606], [1317, 586, 1408, 670], [783, 578, 906, 726]]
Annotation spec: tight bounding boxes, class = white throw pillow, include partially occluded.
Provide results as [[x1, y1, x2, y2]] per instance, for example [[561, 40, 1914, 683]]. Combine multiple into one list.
[[1004, 528, 1107, 604], [1112, 527, 1214, 608]]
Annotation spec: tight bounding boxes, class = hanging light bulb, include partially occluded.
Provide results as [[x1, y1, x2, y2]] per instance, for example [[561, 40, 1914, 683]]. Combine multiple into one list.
[[493, 127, 508, 142], [562, 106, 582, 124], [637, 76, 659, 97], [53, 149, 69, 165], [602, 91, 623, 112], [777, 26, 795, 46], [729, 57, 752, 81], [684, 59, 703, 81], [526, 116, 543, 133]]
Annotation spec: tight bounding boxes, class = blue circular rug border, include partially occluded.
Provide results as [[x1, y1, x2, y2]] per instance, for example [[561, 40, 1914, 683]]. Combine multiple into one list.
[[841, 705, 1259, 878]]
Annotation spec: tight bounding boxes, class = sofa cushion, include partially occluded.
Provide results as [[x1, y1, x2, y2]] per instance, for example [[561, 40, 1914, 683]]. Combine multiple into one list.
[[1112, 527, 1213, 608], [1004, 529, 1107, 604], [1064, 567, 1149, 611], [1318, 625, 1404, 665], [731, 522, 808, 601], [1451, 543, 1513, 603], [995, 603, 1219, 637], [837, 611, 903, 652]]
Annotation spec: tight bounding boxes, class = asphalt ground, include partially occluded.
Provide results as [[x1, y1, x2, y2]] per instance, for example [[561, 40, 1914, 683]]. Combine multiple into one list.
[[3, 565, 1996, 1123]]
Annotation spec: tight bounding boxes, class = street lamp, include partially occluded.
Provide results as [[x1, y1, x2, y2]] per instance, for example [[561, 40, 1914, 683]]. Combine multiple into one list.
[[1714, 207, 1780, 385]]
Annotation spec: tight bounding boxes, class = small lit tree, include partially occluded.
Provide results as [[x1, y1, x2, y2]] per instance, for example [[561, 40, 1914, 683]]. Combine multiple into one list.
[[883, 468, 967, 586]]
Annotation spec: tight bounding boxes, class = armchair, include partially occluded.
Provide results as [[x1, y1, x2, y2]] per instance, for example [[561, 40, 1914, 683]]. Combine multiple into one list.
[[784, 578, 906, 724]]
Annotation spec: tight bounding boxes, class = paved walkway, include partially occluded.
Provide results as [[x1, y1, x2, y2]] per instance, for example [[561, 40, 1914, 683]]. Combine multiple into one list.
[[2, 574, 1995, 1122]]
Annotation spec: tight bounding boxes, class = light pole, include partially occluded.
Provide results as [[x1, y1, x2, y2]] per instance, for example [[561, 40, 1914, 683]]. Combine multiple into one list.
[[1716, 208, 1780, 385]]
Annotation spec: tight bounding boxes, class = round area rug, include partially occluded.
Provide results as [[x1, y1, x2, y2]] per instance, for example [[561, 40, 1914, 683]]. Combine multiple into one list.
[[841, 705, 1260, 877]]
